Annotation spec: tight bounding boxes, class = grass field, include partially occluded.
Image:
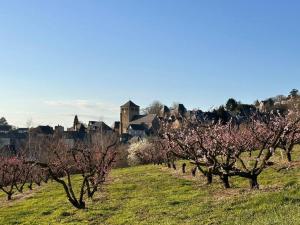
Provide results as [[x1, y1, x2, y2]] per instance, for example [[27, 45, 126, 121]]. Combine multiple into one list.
[[0, 148, 300, 225]]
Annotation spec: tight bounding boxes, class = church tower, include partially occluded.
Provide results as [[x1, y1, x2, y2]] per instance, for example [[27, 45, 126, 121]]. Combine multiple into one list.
[[120, 101, 140, 134], [73, 115, 79, 131]]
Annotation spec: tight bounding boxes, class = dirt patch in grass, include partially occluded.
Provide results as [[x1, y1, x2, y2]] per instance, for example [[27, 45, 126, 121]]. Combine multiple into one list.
[[160, 164, 285, 203], [211, 185, 283, 203], [276, 160, 300, 172], [0, 185, 45, 207], [160, 166, 207, 183]]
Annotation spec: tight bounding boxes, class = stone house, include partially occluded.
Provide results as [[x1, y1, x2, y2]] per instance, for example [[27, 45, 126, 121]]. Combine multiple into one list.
[[118, 101, 160, 140]]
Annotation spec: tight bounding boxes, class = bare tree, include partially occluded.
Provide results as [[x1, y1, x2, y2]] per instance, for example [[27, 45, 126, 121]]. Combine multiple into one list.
[[0, 157, 25, 200], [278, 111, 300, 162], [163, 112, 294, 189], [27, 133, 119, 209], [142, 101, 164, 115]]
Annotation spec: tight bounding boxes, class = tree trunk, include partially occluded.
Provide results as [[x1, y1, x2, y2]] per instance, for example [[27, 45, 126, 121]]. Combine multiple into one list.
[[48, 169, 86, 210], [206, 172, 213, 185], [182, 163, 186, 173], [172, 163, 177, 170], [67, 198, 86, 209], [249, 176, 259, 189], [220, 175, 230, 188], [15, 185, 24, 193], [191, 167, 197, 177], [167, 163, 171, 168], [88, 191, 95, 199], [28, 182, 33, 190], [287, 152, 292, 162], [7, 193, 12, 201], [86, 180, 97, 199], [74, 199, 85, 209], [77, 201, 86, 209]]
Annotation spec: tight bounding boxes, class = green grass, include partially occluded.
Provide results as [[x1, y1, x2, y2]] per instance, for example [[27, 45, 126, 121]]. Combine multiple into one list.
[[0, 148, 300, 224]]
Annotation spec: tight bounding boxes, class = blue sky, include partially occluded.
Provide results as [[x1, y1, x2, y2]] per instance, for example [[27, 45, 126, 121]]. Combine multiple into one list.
[[0, 0, 299, 127]]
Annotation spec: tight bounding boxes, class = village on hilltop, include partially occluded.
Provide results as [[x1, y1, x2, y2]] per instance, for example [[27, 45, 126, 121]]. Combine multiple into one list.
[[0, 89, 299, 156]]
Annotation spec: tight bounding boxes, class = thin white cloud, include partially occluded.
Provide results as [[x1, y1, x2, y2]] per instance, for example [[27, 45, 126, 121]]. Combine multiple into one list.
[[44, 100, 94, 109], [44, 100, 118, 112], [43, 99, 120, 127], [1, 100, 120, 128]]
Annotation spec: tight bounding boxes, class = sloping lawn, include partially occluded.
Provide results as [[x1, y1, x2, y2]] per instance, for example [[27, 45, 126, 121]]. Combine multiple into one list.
[[0, 149, 300, 224]]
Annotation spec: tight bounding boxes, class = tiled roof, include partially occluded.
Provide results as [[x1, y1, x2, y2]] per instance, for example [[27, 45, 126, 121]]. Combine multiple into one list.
[[121, 101, 139, 108], [88, 121, 112, 131], [33, 126, 54, 135], [129, 114, 157, 126], [162, 105, 170, 113], [128, 124, 147, 131], [0, 125, 12, 131]]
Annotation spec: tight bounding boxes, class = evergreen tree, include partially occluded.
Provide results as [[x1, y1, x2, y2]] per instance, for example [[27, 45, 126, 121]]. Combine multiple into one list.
[[225, 98, 238, 111], [0, 117, 8, 126], [290, 89, 299, 98]]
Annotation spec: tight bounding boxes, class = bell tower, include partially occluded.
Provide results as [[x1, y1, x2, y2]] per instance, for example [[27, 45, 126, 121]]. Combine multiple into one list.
[[73, 115, 79, 131], [120, 101, 140, 134]]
